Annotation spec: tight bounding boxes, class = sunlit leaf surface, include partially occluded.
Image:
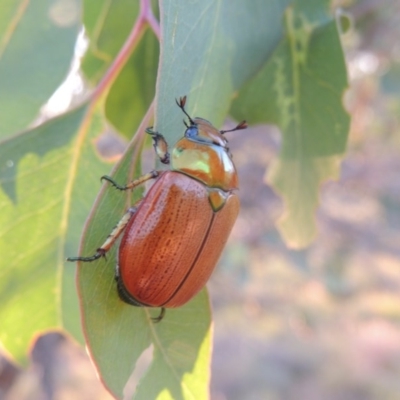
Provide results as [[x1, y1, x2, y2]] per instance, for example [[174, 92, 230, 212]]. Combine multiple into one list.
[[0, 103, 113, 362], [0, 0, 80, 137]]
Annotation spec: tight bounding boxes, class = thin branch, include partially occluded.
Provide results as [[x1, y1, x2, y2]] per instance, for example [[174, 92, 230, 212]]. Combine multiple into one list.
[[92, 0, 160, 103], [142, 0, 161, 39]]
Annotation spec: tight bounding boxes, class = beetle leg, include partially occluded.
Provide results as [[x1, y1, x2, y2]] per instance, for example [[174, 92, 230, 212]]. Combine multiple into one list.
[[101, 170, 160, 191], [151, 307, 166, 323], [67, 206, 139, 263], [146, 127, 170, 164]]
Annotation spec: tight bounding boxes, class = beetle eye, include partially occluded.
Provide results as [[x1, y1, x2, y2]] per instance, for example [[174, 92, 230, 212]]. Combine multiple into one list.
[[185, 126, 198, 138]]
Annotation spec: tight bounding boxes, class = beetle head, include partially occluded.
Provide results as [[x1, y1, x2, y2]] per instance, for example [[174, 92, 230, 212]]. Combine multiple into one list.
[[185, 117, 228, 147], [176, 96, 247, 148]]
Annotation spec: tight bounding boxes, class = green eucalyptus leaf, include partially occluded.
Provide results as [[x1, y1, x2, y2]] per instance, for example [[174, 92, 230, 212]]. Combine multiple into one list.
[[82, 1, 159, 139], [0, 0, 81, 137], [105, 28, 159, 137], [0, 103, 113, 363], [81, 0, 140, 84], [155, 0, 291, 145], [79, 1, 293, 398], [231, 0, 350, 248]]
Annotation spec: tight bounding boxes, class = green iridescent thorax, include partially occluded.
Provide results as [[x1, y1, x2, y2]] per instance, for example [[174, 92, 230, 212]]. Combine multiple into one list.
[[171, 137, 238, 192]]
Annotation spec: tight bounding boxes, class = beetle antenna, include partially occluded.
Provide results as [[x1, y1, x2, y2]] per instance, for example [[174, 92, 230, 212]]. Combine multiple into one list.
[[220, 120, 248, 134], [176, 96, 195, 125], [183, 119, 189, 128]]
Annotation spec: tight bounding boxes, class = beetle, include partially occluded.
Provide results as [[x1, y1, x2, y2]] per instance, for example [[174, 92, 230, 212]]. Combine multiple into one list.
[[67, 96, 247, 322]]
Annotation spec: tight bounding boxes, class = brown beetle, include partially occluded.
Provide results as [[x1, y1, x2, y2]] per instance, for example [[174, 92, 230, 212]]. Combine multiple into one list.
[[68, 97, 247, 321]]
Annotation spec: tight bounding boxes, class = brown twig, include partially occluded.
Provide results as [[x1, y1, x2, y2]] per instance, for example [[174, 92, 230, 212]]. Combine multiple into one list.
[[92, 0, 160, 103]]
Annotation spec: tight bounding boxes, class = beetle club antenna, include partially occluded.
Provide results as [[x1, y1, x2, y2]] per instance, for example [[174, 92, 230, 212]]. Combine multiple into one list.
[[220, 120, 247, 135], [176, 96, 195, 126]]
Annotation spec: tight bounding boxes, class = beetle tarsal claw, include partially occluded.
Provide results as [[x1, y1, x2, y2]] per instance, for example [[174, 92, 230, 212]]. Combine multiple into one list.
[[101, 175, 126, 190], [145, 126, 155, 135], [151, 307, 166, 323], [66, 250, 103, 263]]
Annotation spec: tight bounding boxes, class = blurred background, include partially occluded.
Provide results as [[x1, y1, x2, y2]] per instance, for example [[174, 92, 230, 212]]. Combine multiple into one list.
[[1, 0, 400, 399]]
